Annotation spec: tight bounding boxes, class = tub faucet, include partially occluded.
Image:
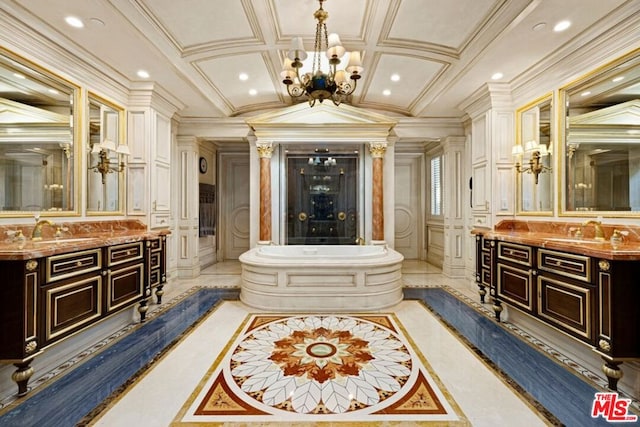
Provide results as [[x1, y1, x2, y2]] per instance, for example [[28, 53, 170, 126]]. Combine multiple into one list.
[[355, 237, 365, 245], [32, 219, 56, 240], [582, 220, 605, 241]]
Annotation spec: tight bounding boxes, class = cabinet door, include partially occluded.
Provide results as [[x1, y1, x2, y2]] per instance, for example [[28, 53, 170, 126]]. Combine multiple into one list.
[[538, 275, 595, 344], [497, 263, 534, 312], [106, 263, 144, 312], [42, 274, 102, 344]]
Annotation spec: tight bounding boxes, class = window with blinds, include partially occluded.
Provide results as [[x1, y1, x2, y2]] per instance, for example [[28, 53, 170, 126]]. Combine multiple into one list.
[[430, 155, 442, 216]]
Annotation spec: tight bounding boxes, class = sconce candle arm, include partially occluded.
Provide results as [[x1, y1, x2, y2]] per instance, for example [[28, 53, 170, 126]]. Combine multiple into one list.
[[88, 139, 130, 185], [513, 141, 552, 185]]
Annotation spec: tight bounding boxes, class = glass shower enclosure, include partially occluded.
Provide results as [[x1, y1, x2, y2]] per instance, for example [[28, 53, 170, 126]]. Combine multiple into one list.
[[286, 149, 359, 245]]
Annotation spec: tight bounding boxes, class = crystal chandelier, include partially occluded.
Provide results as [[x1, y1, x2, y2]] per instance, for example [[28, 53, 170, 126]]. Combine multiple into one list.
[[281, 0, 363, 107]]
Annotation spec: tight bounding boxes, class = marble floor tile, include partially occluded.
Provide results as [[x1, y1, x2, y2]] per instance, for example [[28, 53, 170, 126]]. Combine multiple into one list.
[[0, 261, 633, 427]]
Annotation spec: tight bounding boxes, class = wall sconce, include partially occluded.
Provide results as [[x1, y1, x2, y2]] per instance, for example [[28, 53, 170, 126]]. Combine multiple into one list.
[[512, 140, 551, 184], [89, 139, 130, 184]]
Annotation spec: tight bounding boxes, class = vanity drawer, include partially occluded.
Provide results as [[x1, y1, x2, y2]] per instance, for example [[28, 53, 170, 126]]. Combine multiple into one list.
[[538, 249, 591, 283], [482, 238, 494, 251], [147, 237, 162, 252], [481, 251, 491, 269], [497, 242, 532, 267], [107, 242, 144, 267], [46, 249, 102, 282]]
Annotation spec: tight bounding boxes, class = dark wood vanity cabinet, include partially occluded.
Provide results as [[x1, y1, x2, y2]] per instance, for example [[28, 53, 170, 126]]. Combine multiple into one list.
[[0, 236, 167, 396], [474, 235, 494, 305], [0, 260, 42, 364], [105, 242, 145, 314], [42, 248, 103, 346], [496, 241, 535, 314], [146, 236, 166, 304], [474, 235, 640, 390]]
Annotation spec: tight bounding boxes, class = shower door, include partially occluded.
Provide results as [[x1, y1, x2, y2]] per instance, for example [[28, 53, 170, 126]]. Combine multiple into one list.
[[286, 154, 358, 245]]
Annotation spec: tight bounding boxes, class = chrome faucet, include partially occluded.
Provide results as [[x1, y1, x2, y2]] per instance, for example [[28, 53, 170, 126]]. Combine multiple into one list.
[[582, 220, 605, 241], [32, 219, 56, 240]]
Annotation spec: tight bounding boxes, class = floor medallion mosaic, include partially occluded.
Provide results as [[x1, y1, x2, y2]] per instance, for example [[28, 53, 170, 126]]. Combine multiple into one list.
[[173, 313, 468, 425]]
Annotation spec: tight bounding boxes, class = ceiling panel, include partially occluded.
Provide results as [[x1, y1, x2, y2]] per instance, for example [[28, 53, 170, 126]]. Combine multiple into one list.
[[389, 0, 497, 49], [361, 53, 445, 112], [144, 0, 255, 50], [196, 52, 281, 112], [273, 0, 368, 42]]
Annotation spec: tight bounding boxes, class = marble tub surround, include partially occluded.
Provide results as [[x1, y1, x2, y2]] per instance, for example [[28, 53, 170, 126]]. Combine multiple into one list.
[[239, 244, 404, 311], [0, 219, 169, 260], [475, 219, 640, 260]]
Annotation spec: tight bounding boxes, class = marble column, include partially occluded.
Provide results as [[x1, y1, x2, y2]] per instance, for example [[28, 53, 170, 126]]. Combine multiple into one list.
[[257, 142, 274, 243], [370, 142, 387, 242]]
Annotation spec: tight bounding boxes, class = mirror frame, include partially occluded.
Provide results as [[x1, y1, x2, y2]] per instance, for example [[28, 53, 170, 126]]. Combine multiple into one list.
[[559, 48, 640, 217], [0, 47, 81, 218], [515, 93, 554, 216], [86, 92, 126, 216]]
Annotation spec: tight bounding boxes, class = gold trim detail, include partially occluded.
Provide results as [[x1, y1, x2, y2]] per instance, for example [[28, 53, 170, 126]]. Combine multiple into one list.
[[298, 212, 307, 222], [338, 211, 346, 221], [25, 341, 37, 354], [26, 260, 38, 271], [602, 363, 623, 380], [598, 260, 610, 272], [256, 142, 274, 158], [369, 142, 387, 158], [598, 339, 611, 352]]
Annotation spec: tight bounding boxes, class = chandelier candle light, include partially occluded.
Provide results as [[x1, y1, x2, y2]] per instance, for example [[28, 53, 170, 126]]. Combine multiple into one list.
[[281, 0, 363, 106]]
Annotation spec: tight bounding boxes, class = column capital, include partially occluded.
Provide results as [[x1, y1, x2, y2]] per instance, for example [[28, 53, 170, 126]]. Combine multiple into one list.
[[369, 142, 387, 158], [256, 141, 274, 158]]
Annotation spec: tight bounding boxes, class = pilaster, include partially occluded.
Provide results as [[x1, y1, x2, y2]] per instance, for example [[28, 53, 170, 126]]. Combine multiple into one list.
[[175, 136, 200, 278], [442, 136, 466, 277]]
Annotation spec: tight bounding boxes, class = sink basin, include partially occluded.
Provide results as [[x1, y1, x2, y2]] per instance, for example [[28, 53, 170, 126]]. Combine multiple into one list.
[[545, 237, 604, 244], [33, 237, 93, 244]]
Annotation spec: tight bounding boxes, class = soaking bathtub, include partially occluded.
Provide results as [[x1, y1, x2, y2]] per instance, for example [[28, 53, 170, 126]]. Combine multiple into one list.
[[238, 244, 404, 311]]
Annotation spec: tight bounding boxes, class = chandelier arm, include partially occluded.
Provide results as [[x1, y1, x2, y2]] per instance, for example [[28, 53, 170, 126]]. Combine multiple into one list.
[[286, 83, 305, 98]]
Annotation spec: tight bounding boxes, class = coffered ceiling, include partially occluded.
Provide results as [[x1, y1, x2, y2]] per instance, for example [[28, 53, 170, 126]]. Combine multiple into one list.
[[2, 0, 636, 119]]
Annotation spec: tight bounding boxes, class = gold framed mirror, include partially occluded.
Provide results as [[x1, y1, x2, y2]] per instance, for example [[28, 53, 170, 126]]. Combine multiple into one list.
[[560, 48, 640, 216], [86, 93, 127, 214], [514, 93, 553, 214], [0, 48, 80, 217]]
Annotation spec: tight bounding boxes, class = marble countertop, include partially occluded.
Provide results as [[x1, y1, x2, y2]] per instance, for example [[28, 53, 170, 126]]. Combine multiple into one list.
[[0, 219, 169, 260], [474, 220, 640, 261]]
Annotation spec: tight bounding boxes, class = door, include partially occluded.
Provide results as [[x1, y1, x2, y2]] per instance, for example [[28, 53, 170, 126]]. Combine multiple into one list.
[[394, 153, 423, 259], [220, 152, 250, 259]]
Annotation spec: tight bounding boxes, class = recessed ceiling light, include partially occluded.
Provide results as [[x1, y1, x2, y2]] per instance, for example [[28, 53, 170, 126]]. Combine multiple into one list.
[[532, 22, 547, 31], [581, 91, 591, 97], [137, 70, 150, 78], [491, 72, 503, 80], [65, 16, 84, 28], [89, 18, 105, 27], [239, 73, 249, 81], [249, 89, 257, 96], [612, 76, 625, 82], [553, 20, 571, 32], [382, 89, 391, 96], [390, 74, 400, 82]]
